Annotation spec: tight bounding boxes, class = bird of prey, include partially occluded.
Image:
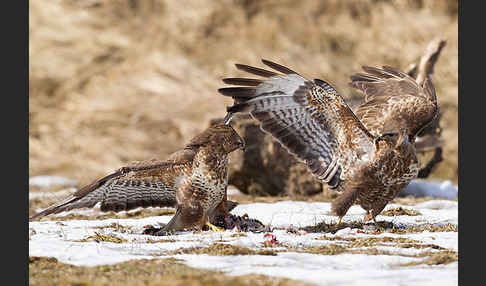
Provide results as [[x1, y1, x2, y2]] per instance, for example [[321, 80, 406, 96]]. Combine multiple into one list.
[[31, 123, 246, 235], [219, 59, 438, 223]]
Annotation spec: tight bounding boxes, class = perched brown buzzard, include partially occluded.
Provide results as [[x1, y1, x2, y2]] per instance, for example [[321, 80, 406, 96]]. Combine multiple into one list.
[[31, 123, 245, 235], [219, 59, 438, 223]]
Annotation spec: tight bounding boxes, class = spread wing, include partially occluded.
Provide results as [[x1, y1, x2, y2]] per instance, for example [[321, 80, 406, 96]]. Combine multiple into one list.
[[349, 66, 438, 140], [219, 59, 375, 188], [30, 152, 196, 219]]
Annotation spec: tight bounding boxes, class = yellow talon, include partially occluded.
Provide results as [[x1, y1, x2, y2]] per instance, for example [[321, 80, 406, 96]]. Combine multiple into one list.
[[337, 216, 343, 225], [205, 221, 225, 232], [363, 210, 374, 223]]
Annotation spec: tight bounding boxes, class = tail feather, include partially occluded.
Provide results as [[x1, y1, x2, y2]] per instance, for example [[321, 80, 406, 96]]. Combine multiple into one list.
[[30, 180, 177, 219], [30, 196, 86, 219]]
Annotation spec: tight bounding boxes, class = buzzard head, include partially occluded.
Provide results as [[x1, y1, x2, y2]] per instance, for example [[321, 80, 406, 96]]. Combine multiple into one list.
[[375, 130, 411, 151], [187, 123, 245, 154], [374, 132, 399, 151], [214, 123, 246, 153]]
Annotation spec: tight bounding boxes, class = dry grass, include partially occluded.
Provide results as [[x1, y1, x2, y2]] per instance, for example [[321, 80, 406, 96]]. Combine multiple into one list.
[[381, 207, 422, 217], [167, 243, 278, 256], [29, 256, 312, 286], [283, 243, 457, 265], [74, 232, 128, 243], [29, 0, 458, 188], [316, 235, 447, 250], [399, 250, 458, 266], [301, 219, 457, 235]]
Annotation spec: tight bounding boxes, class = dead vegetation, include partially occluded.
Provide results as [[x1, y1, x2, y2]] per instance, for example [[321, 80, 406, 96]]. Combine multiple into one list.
[[315, 235, 446, 250], [167, 243, 278, 256], [399, 250, 458, 266], [381, 207, 422, 217], [29, 256, 312, 286], [301, 220, 393, 234], [93, 222, 135, 233], [387, 223, 458, 234], [286, 243, 457, 265], [301, 220, 457, 234], [29, 0, 458, 189], [74, 232, 128, 243]]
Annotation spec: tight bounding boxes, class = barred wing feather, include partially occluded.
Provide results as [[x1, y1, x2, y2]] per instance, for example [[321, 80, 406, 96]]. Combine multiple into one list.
[[219, 59, 375, 188]]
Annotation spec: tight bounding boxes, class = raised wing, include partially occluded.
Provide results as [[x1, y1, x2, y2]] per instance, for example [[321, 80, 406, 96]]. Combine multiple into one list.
[[30, 157, 193, 219], [349, 66, 438, 140], [219, 59, 375, 188]]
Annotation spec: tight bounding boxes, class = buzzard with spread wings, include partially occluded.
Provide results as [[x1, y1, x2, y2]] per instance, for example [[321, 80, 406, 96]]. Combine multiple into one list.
[[31, 123, 245, 235], [219, 59, 438, 223]]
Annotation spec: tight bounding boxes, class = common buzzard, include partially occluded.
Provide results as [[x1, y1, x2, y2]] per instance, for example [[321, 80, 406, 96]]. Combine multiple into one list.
[[219, 59, 438, 223], [31, 123, 245, 235]]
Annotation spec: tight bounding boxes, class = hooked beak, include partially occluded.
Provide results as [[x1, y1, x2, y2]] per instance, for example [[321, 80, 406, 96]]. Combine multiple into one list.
[[239, 140, 246, 152], [375, 132, 398, 143]]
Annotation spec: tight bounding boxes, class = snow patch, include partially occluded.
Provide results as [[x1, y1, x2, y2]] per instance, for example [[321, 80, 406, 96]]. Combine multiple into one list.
[[29, 180, 458, 285], [29, 199, 457, 285], [401, 180, 457, 199], [29, 176, 78, 188]]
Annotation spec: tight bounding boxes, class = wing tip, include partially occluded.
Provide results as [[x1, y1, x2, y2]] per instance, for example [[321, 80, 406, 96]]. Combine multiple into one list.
[[222, 77, 262, 86], [261, 58, 298, 75], [30, 206, 59, 220]]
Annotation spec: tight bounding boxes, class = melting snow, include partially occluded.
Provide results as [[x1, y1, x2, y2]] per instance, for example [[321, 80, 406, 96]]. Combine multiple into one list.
[[29, 176, 78, 188], [29, 180, 458, 285]]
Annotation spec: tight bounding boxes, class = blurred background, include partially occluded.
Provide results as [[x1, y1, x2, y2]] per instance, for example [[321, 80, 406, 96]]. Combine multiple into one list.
[[29, 0, 458, 193]]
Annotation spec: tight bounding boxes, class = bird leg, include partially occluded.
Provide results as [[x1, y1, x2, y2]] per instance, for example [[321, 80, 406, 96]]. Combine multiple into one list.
[[363, 210, 377, 224], [145, 208, 190, 236], [337, 216, 343, 225]]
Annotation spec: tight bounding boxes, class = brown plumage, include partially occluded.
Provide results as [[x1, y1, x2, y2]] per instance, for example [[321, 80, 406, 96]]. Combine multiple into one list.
[[31, 123, 245, 235], [219, 59, 438, 223]]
